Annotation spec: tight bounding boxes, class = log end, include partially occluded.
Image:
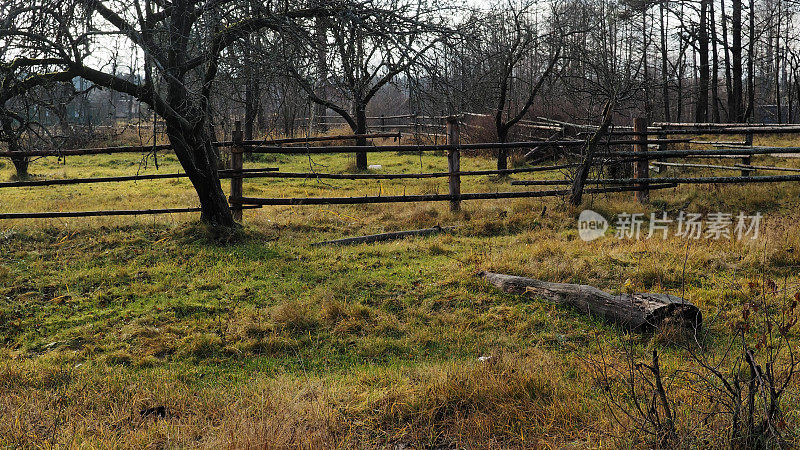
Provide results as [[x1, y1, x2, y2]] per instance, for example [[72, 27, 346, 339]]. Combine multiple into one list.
[[645, 302, 703, 333]]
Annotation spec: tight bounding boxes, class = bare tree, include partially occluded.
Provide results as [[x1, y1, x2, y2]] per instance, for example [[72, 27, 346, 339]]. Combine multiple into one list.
[[0, 0, 333, 228], [480, 0, 563, 170], [284, 0, 444, 170]]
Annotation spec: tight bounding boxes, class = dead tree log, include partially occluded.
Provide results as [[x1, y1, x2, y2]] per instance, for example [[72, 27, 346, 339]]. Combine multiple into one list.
[[569, 100, 615, 206], [480, 272, 701, 331], [312, 225, 455, 246]]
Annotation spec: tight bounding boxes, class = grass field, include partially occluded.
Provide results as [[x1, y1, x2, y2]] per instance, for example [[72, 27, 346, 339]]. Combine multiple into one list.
[[2, 131, 800, 448]]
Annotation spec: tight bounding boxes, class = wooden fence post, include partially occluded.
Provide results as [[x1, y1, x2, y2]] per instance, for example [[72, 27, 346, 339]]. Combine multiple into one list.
[[633, 117, 649, 203], [447, 116, 461, 212], [652, 125, 667, 174], [412, 113, 419, 143], [231, 120, 244, 222], [741, 131, 754, 177], [380, 114, 386, 132]]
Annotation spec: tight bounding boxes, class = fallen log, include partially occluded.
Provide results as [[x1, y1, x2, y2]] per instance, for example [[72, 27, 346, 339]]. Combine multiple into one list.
[[311, 225, 455, 246], [480, 272, 701, 331]]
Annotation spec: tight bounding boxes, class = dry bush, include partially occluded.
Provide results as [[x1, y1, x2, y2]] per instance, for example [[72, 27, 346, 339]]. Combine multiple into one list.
[[590, 279, 800, 449]]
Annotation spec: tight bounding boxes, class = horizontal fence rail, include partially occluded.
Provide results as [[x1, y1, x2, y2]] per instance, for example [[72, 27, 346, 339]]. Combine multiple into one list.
[[606, 147, 800, 158], [230, 184, 677, 206], [216, 164, 587, 181], [0, 205, 261, 220], [244, 139, 688, 155], [512, 174, 800, 186], [0, 168, 279, 188], [0, 133, 401, 158], [212, 132, 401, 147]]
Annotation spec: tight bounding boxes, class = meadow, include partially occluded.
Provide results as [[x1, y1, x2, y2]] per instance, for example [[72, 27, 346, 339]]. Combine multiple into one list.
[[2, 130, 800, 448]]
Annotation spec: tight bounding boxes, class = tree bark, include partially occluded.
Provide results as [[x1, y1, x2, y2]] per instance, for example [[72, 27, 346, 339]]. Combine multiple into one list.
[[710, 0, 722, 122], [480, 272, 702, 331], [774, 16, 782, 124], [731, 0, 745, 122], [243, 38, 258, 142], [696, 0, 710, 122], [1, 113, 28, 177], [660, 2, 671, 122], [354, 102, 368, 170], [744, 0, 755, 121], [720, 0, 734, 121], [312, 17, 328, 133], [164, 123, 236, 228], [497, 128, 509, 171], [569, 101, 613, 206]]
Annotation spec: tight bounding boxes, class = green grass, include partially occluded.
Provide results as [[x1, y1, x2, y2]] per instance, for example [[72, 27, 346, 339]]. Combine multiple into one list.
[[2, 132, 800, 447]]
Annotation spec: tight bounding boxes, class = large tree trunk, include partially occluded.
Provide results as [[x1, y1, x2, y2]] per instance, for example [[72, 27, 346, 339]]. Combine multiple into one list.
[[312, 17, 328, 133], [354, 103, 368, 170], [642, 3, 652, 121], [696, 0, 710, 122], [660, 2, 671, 121], [776, 44, 782, 124], [569, 101, 613, 206], [795, 72, 800, 122], [720, 0, 734, 121], [1, 114, 28, 178], [497, 127, 508, 171], [244, 58, 258, 141], [731, 0, 744, 122], [165, 123, 236, 228], [710, 0, 721, 122], [481, 272, 702, 332], [744, 0, 755, 121]]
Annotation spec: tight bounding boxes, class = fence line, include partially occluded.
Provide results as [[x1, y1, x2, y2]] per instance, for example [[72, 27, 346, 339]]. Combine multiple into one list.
[[4, 115, 800, 220]]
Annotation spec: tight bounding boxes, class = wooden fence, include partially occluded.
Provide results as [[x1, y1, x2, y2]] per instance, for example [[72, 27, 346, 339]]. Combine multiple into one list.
[[2, 116, 800, 221]]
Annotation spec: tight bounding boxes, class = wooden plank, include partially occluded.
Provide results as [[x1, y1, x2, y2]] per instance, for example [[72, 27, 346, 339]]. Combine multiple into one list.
[[513, 174, 800, 186], [0, 205, 260, 220], [0, 168, 278, 188], [244, 139, 687, 155], [650, 161, 743, 171], [311, 226, 456, 246], [213, 132, 400, 147], [607, 147, 800, 158], [734, 164, 800, 173], [0, 138, 687, 158], [0, 207, 202, 219]]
